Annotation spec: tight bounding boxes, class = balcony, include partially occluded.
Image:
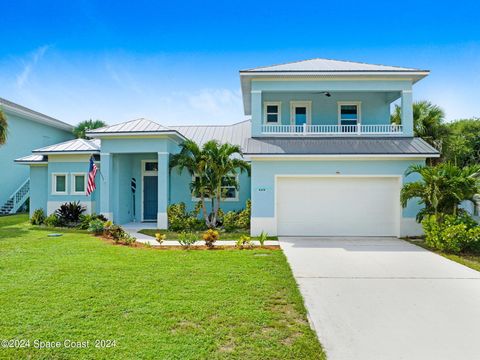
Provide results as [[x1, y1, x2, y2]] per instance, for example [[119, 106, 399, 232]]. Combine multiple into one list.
[[261, 124, 403, 136]]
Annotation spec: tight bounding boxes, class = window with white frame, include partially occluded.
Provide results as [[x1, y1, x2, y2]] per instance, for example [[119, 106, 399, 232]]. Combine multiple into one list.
[[338, 102, 361, 126], [264, 102, 281, 123], [52, 173, 68, 195], [191, 175, 239, 201], [72, 173, 87, 195]]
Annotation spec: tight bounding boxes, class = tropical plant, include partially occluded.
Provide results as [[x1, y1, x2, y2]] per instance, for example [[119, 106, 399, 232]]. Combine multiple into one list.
[[155, 233, 166, 244], [258, 231, 268, 247], [73, 119, 107, 139], [236, 235, 253, 249], [55, 201, 86, 224], [167, 202, 205, 231], [170, 140, 250, 228], [202, 229, 219, 248], [400, 163, 480, 221], [177, 232, 197, 249], [0, 108, 7, 145], [44, 213, 63, 227], [88, 219, 105, 235], [391, 101, 449, 154], [30, 208, 46, 225], [443, 118, 480, 167]]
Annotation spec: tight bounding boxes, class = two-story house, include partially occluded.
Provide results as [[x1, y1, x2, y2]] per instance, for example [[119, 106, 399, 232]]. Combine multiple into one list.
[[16, 58, 439, 237]]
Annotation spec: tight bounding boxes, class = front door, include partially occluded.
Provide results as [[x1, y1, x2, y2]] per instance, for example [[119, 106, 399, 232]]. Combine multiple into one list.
[[143, 176, 158, 221]]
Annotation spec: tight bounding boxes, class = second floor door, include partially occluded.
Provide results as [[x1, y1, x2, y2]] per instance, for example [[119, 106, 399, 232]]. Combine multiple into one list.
[[290, 101, 311, 127]]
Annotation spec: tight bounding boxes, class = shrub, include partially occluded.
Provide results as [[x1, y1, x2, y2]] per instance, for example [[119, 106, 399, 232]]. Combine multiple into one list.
[[44, 213, 63, 227], [55, 201, 86, 225], [422, 213, 480, 254], [235, 199, 251, 229], [155, 233, 166, 244], [123, 233, 137, 246], [258, 231, 268, 247], [223, 211, 238, 232], [78, 213, 108, 230], [105, 224, 126, 243], [167, 202, 206, 232], [178, 232, 198, 249], [203, 229, 219, 248], [88, 219, 105, 235], [30, 208, 45, 225], [236, 235, 253, 249]]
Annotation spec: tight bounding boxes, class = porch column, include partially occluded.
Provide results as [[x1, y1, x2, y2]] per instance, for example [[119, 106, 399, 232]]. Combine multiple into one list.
[[251, 90, 262, 137], [100, 152, 113, 221], [401, 90, 414, 136], [157, 152, 169, 229]]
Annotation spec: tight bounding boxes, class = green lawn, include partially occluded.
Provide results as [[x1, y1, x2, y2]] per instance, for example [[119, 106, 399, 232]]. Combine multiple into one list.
[[0, 215, 323, 359], [408, 239, 480, 272], [139, 228, 278, 241]]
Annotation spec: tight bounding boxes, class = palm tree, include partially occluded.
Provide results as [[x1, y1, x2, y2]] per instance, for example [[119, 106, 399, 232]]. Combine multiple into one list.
[[391, 101, 449, 152], [0, 109, 7, 145], [400, 163, 480, 221], [73, 119, 107, 139], [170, 139, 250, 228]]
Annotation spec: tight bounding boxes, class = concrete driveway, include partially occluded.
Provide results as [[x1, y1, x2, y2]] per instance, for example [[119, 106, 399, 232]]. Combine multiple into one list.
[[279, 237, 480, 360]]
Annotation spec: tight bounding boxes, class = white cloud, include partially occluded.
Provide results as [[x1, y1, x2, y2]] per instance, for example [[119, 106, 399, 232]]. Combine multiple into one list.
[[16, 45, 49, 89]]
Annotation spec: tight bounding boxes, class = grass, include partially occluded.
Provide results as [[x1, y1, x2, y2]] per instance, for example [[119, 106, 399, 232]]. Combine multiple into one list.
[[138, 228, 278, 241], [408, 239, 480, 272], [0, 215, 323, 359]]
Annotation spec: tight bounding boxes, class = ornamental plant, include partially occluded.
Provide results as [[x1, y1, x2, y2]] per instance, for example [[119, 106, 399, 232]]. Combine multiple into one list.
[[155, 233, 166, 244], [203, 229, 219, 248]]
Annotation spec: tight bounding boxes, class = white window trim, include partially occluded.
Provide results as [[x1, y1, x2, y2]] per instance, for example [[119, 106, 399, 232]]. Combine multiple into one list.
[[51, 173, 68, 195], [263, 101, 281, 124], [337, 101, 362, 126], [71, 173, 87, 195], [290, 101, 312, 126], [191, 174, 240, 202]]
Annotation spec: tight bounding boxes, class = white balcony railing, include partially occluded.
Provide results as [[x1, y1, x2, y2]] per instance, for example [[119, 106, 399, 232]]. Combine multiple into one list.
[[261, 124, 403, 135]]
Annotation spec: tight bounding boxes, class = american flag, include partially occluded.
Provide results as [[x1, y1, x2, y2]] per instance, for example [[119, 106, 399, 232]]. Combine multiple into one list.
[[86, 156, 98, 195]]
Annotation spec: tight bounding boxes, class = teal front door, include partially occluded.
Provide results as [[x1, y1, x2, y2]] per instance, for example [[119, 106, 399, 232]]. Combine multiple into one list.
[[143, 176, 158, 221]]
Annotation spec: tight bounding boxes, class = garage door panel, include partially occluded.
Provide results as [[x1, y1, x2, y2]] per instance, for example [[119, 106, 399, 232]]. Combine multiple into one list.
[[277, 177, 399, 236]]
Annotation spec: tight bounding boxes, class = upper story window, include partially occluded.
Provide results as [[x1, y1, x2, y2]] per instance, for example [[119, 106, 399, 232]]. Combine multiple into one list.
[[144, 161, 158, 172], [52, 173, 67, 195], [338, 102, 361, 126], [264, 102, 281, 123]]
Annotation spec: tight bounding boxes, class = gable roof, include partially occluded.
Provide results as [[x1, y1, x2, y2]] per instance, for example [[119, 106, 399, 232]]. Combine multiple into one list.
[[32, 138, 100, 154], [241, 58, 426, 73], [245, 137, 439, 157], [86, 118, 181, 137], [0, 97, 73, 132], [14, 154, 47, 164]]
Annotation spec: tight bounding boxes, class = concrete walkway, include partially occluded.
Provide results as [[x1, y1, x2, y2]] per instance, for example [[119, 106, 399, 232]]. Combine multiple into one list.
[[280, 237, 480, 360], [122, 223, 278, 246]]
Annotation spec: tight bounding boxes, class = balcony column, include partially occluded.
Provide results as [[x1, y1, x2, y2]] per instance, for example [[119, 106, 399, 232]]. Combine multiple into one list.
[[157, 152, 169, 229], [401, 90, 414, 136], [100, 152, 113, 221], [251, 90, 262, 137]]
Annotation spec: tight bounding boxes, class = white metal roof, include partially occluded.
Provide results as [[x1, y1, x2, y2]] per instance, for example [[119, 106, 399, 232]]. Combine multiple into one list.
[[241, 58, 425, 73], [86, 118, 175, 136], [0, 97, 73, 132], [14, 154, 47, 164], [171, 120, 251, 148], [32, 138, 100, 154]]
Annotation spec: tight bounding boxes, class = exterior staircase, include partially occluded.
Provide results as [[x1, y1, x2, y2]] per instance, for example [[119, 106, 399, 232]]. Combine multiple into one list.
[[0, 178, 30, 215]]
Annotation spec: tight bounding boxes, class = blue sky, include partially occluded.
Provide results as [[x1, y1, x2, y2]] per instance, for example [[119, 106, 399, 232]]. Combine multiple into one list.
[[1, 0, 480, 125]]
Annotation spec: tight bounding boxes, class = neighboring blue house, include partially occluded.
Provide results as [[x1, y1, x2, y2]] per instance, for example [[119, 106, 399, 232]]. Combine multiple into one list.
[[0, 98, 74, 214], [16, 58, 440, 237]]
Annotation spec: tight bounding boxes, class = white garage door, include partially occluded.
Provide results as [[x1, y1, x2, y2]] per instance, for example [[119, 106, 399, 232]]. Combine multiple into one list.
[[277, 177, 400, 236]]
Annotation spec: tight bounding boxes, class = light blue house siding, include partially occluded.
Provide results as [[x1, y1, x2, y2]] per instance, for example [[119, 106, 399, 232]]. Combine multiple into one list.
[[0, 109, 73, 207], [250, 158, 424, 237], [29, 165, 48, 215], [250, 79, 413, 137], [262, 92, 393, 126]]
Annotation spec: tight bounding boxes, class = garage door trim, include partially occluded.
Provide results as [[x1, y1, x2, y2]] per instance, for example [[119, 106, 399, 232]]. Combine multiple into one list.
[[274, 175, 402, 237]]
